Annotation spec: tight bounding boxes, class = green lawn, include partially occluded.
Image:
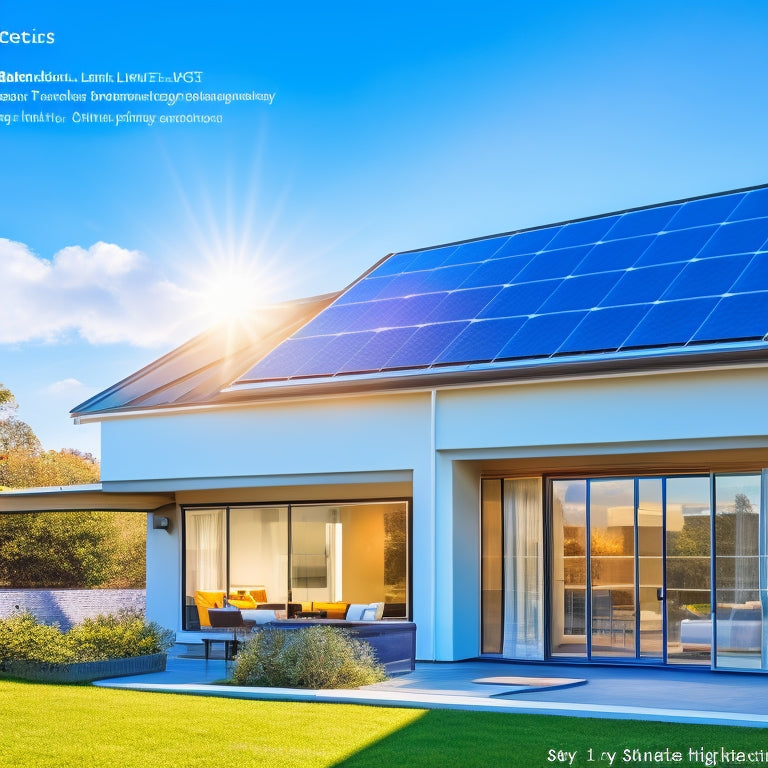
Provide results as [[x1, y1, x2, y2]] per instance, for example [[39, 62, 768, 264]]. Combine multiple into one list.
[[0, 679, 764, 768]]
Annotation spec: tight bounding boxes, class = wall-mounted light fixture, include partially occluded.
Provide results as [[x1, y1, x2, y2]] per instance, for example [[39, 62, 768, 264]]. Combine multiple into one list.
[[152, 514, 171, 532]]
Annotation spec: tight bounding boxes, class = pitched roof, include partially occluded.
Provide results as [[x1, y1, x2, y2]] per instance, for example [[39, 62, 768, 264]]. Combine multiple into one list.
[[71, 293, 336, 417], [232, 184, 768, 389], [74, 184, 768, 417]]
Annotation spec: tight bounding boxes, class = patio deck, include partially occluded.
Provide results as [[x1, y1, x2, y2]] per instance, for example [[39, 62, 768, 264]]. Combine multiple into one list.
[[94, 646, 768, 727]]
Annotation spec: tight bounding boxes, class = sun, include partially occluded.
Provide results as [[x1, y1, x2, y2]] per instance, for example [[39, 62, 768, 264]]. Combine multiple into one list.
[[201, 263, 266, 324]]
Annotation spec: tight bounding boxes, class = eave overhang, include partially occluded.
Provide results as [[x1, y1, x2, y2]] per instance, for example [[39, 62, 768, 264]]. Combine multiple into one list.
[[71, 341, 768, 421], [0, 484, 175, 513]]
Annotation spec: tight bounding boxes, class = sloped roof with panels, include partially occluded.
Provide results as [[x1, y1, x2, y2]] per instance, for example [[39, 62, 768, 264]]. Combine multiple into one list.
[[71, 293, 337, 417], [231, 184, 768, 391], [74, 184, 768, 417]]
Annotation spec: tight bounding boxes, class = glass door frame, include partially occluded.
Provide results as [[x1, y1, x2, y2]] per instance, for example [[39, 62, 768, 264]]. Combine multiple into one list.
[[547, 473, 712, 666]]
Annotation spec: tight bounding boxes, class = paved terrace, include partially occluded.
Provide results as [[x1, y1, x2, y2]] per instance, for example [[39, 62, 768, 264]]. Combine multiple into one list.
[[95, 648, 768, 728]]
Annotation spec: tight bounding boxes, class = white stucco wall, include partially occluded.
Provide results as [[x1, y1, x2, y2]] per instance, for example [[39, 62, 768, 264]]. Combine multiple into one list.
[[100, 393, 430, 483], [104, 363, 768, 662], [107, 392, 438, 659], [435, 367, 768, 453]]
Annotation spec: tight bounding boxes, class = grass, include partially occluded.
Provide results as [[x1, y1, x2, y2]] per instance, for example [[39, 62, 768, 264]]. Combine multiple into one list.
[[0, 679, 765, 767]]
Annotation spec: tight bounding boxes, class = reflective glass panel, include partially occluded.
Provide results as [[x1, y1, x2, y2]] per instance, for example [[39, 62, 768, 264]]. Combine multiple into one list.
[[551, 480, 587, 657], [229, 506, 289, 606], [665, 476, 711, 664], [714, 474, 762, 670], [638, 479, 664, 659], [590, 479, 635, 658]]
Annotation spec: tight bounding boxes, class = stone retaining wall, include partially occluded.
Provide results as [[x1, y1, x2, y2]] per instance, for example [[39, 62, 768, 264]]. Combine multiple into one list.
[[0, 589, 146, 630], [0, 652, 166, 683]]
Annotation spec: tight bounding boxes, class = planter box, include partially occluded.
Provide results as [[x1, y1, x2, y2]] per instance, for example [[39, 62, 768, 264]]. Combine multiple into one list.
[[276, 620, 416, 675], [0, 652, 166, 683]]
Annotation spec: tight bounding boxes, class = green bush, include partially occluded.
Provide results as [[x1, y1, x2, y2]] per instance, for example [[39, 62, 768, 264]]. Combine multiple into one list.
[[232, 625, 387, 689], [66, 610, 175, 661], [0, 610, 174, 664], [0, 611, 75, 663]]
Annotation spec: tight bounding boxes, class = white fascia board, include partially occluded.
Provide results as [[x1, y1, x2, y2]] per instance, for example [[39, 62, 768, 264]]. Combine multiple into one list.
[[0, 484, 175, 512], [72, 352, 768, 425]]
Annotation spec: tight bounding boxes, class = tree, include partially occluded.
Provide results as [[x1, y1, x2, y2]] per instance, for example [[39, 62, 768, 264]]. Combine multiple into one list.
[[0, 386, 41, 454], [0, 383, 146, 588]]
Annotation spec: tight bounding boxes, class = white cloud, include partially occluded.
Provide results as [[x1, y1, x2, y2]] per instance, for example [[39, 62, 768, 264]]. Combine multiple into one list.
[[0, 239, 206, 347], [45, 378, 86, 394]]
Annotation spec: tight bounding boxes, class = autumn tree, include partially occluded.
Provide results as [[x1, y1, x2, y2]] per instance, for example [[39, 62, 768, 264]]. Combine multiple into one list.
[[0, 383, 146, 588]]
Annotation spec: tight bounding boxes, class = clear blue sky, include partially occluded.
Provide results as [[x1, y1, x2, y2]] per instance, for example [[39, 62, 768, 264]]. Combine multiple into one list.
[[1, 0, 767, 458]]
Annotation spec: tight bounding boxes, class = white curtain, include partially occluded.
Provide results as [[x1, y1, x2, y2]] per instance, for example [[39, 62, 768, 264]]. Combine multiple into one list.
[[189, 509, 225, 590], [502, 479, 544, 659]]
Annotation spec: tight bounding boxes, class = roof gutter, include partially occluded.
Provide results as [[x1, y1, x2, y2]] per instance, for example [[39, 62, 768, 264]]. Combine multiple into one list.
[[71, 343, 768, 423]]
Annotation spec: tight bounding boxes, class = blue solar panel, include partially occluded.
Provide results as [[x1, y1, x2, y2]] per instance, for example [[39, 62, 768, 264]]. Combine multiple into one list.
[[403, 244, 460, 272], [730, 253, 768, 293], [605, 205, 680, 240], [356, 294, 446, 331], [339, 327, 417, 373], [692, 292, 768, 343], [515, 244, 593, 281], [623, 297, 720, 348], [661, 254, 752, 301], [538, 272, 623, 313], [573, 236, 654, 275], [572, 240, 653, 275], [426, 286, 503, 323], [665, 193, 744, 230], [436, 317, 526, 365], [371, 251, 421, 277], [294, 301, 372, 338], [728, 187, 768, 222], [384, 321, 470, 369], [493, 226, 561, 256], [459, 254, 535, 289], [244, 336, 334, 380], [417, 263, 485, 293], [440, 236, 510, 266], [600, 263, 686, 306], [478, 280, 559, 319], [545, 216, 620, 249], [497, 311, 589, 359], [294, 332, 374, 377], [375, 270, 440, 300], [557, 305, 651, 354], [633, 226, 717, 267], [237, 186, 768, 384], [696, 218, 768, 259]]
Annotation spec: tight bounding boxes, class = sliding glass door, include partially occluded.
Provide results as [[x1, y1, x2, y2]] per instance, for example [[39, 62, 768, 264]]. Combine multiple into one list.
[[551, 475, 713, 664]]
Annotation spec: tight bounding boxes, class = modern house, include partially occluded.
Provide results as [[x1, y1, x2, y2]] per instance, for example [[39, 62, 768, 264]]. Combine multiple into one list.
[[3, 183, 768, 672]]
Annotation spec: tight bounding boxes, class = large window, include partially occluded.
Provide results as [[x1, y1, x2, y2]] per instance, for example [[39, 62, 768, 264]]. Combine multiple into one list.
[[485, 470, 767, 670], [714, 474, 764, 670], [183, 500, 409, 628]]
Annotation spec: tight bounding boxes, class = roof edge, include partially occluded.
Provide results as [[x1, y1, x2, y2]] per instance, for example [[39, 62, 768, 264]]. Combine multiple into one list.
[[72, 342, 768, 420], [395, 181, 768, 257]]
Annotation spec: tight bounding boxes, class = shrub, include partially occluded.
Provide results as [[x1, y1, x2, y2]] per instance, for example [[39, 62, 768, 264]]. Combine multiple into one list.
[[67, 610, 175, 661], [0, 609, 174, 664], [232, 625, 386, 689], [0, 611, 74, 663]]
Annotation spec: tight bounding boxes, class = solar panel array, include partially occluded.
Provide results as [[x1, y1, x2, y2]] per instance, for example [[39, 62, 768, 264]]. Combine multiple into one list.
[[239, 186, 768, 383]]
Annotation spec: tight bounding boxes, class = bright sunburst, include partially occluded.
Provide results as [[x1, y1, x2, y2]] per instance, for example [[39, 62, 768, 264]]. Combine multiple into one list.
[[200, 261, 268, 325]]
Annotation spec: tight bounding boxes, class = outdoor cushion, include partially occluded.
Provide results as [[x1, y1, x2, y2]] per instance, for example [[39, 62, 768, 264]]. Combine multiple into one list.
[[346, 604, 368, 621], [363, 602, 385, 621]]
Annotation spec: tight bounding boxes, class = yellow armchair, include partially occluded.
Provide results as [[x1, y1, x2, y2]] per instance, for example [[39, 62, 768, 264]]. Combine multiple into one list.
[[193, 590, 226, 627]]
